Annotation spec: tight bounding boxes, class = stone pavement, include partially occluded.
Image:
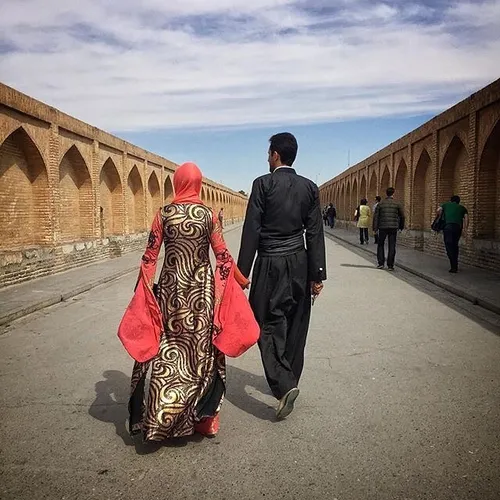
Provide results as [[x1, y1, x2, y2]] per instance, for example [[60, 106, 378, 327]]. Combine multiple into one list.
[[1, 227, 499, 500], [325, 225, 500, 315], [0, 222, 243, 327]]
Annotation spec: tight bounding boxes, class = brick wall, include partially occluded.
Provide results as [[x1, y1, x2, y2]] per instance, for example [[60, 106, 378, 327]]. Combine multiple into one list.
[[320, 78, 500, 272], [0, 83, 248, 287]]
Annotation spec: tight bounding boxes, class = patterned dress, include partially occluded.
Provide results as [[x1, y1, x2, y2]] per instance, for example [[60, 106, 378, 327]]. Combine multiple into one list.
[[129, 204, 227, 441]]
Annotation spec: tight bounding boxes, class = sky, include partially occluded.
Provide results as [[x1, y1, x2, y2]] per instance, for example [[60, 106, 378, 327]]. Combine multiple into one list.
[[1, 0, 499, 193]]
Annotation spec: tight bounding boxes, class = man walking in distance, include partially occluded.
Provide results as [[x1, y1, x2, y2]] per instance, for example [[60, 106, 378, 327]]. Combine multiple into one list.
[[372, 196, 381, 244], [237, 132, 326, 420], [436, 195, 469, 273], [373, 187, 405, 271]]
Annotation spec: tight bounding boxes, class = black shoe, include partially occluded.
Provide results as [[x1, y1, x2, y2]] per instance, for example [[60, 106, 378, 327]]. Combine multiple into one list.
[[449, 269, 458, 273], [377, 264, 384, 269], [388, 266, 395, 271]]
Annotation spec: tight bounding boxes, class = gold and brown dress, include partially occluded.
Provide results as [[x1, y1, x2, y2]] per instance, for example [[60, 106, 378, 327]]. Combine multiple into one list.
[[128, 204, 228, 441]]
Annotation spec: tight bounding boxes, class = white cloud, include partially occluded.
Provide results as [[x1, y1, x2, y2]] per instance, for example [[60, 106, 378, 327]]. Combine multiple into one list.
[[0, 0, 499, 131]]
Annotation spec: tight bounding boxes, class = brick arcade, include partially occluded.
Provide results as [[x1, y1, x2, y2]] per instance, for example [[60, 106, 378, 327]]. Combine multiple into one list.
[[320, 79, 500, 272], [0, 83, 247, 287]]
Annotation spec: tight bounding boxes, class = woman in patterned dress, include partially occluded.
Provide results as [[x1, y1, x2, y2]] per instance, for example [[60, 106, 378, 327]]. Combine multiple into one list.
[[127, 162, 249, 441]]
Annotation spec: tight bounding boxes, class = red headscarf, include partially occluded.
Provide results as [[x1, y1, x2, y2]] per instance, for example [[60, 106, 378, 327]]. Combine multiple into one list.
[[172, 162, 204, 205]]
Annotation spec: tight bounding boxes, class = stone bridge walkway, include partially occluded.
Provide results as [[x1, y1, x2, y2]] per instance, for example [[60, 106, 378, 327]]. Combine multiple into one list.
[[1, 227, 499, 499]]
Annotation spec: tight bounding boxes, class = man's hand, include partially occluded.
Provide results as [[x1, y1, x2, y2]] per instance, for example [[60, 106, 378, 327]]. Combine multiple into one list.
[[311, 281, 324, 297]]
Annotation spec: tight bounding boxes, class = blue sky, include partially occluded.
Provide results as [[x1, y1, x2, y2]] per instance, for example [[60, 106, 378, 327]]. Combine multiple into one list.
[[1, 0, 499, 193]]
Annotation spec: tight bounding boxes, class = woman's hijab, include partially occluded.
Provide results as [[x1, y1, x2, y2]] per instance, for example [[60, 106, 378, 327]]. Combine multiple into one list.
[[172, 162, 203, 205]]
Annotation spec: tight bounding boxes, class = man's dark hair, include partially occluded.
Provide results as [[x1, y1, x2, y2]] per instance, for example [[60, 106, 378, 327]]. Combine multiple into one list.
[[361, 198, 368, 205], [375, 196, 381, 202], [269, 132, 298, 166], [451, 195, 460, 203], [386, 187, 395, 197]]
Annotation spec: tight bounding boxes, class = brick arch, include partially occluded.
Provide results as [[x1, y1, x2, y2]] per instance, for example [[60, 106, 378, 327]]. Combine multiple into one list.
[[147, 171, 161, 223], [99, 158, 123, 237], [413, 149, 432, 230], [395, 159, 408, 212], [0, 126, 51, 249], [59, 144, 93, 242], [340, 183, 346, 220], [381, 166, 391, 193], [368, 170, 378, 205], [439, 135, 468, 203], [164, 175, 174, 203], [346, 180, 351, 220], [477, 119, 500, 240], [127, 166, 145, 233], [360, 174, 367, 201], [352, 178, 359, 214]]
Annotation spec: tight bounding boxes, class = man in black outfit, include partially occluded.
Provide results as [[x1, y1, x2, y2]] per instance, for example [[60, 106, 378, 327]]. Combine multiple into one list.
[[237, 132, 326, 420], [373, 187, 405, 271]]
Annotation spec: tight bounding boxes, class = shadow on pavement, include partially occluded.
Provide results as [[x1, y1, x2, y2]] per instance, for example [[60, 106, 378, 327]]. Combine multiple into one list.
[[88, 370, 226, 455], [225, 364, 276, 421], [340, 263, 379, 269], [89, 370, 133, 446]]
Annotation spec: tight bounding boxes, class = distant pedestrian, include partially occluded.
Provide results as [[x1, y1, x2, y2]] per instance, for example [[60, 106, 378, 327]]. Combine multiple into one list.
[[372, 196, 381, 244], [373, 187, 405, 270], [436, 195, 469, 273], [326, 203, 336, 228], [218, 207, 224, 229], [323, 206, 329, 226], [355, 199, 371, 244]]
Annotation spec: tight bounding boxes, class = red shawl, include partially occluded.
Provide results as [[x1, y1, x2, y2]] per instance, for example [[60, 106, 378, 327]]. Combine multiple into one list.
[[172, 162, 204, 205], [117, 164, 257, 362]]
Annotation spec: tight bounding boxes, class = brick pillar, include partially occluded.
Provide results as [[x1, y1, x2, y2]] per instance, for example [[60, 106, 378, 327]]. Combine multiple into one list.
[[92, 140, 102, 239], [48, 123, 60, 244], [407, 143, 413, 228], [430, 131, 439, 227], [467, 110, 478, 238], [122, 152, 129, 234]]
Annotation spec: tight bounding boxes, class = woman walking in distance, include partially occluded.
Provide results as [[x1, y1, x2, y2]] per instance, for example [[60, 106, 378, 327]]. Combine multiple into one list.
[[355, 198, 371, 244], [125, 162, 249, 441]]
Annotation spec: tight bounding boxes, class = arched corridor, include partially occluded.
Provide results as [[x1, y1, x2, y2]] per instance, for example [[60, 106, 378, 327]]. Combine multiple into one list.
[[59, 145, 93, 242], [127, 166, 145, 233], [477, 120, 500, 240], [439, 136, 468, 204], [147, 172, 161, 224], [395, 160, 408, 212], [99, 158, 123, 237], [0, 128, 50, 249], [413, 150, 432, 230]]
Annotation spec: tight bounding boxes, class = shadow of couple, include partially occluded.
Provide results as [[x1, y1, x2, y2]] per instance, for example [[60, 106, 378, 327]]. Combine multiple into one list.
[[88, 365, 274, 453]]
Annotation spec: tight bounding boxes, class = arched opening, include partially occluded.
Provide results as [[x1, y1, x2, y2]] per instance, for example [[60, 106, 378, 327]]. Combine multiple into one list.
[[439, 136, 468, 204], [346, 181, 351, 221], [99, 158, 123, 237], [352, 178, 359, 215], [340, 185, 345, 220], [381, 166, 391, 193], [147, 172, 161, 224], [368, 171, 378, 205], [0, 127, 50, 249], [413, 149, 432, 230], [360, 175, 367, 201], [127, 166, 145, 233], [477, 121, 500, 240], [395, 159, 408, 212], [164, 175, 174, 204], [59, 145, 93, 242], [201, 187, 207, 203]]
